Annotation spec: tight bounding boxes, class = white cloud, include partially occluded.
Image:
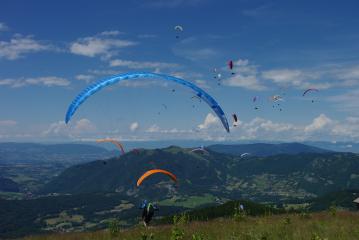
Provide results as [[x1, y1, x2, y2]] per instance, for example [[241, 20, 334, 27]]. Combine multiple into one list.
[[0, 76, 70, 88], [110, 59, 179, 69], [130, 122, 139, 131], [75, 74, 94, 83], [198, 113, 220, 130], [331, 117, 359, 139], [100, 30, 123, 36], [118, 79, 168, 88], [146, 124, 160, 133], [0, 34, 51, 60], [304, 114, 333, 133], [334, 65, 359, 87], [194, 79, 210, 89], [261, 68, 330, 90], [70, 32, 137, 58], [88, 69, 119, 76], [0, 22, 9, 31], [43, 118, 96, 138], [262, 64, 359, 90], [0, 120, 17, 127], [262, 69, 304, 86], [223, 59, 266, 91]]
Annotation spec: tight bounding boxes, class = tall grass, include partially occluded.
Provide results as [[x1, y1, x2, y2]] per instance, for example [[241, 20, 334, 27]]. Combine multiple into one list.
[[25, 211, 359, 240]]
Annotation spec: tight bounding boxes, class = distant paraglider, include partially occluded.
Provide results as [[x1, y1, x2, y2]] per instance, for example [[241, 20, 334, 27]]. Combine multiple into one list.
[[228, 60, 235, 75], [190, 146, 209, 154], [253, 96, 260, 110], [96, 139, 125, 155], [302, 88, 319, 97], [137, 169, 177, 187], [213, 68, 222, 86], [65, 72, 230, 133], [271, 95, 283, 102], [174, 25, 183, 38], [303, 88, 319, 103], [270, 95, 284, 111], [232, 114, 239, 127], [191, 95, 202, 103]]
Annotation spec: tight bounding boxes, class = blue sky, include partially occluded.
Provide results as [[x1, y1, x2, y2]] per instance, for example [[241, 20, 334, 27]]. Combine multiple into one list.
[[1, 0, 359, 142]]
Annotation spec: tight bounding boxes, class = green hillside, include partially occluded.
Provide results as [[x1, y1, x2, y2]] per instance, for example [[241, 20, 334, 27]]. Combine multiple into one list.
[[41, 147, 359, 202]]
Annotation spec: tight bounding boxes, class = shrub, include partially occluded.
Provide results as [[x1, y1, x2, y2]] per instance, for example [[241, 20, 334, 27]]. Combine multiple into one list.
[[108, 219, 120, 237]]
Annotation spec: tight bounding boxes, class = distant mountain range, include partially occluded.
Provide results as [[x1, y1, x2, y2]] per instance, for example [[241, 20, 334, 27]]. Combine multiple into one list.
[[0, 142, 115, 165], [41, 144, 359, 203], [207, 142, 331, 156]]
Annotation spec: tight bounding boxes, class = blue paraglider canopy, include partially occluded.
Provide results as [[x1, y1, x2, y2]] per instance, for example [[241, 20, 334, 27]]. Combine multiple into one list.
[[65, 72, 230, 132]]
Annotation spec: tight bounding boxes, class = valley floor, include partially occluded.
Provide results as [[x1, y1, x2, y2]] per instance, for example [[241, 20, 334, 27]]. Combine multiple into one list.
[[24, 211, 359, 240]]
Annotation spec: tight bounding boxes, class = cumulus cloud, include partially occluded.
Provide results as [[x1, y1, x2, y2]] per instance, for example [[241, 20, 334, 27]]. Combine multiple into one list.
[[130, 122, 139, 131], [0, 34, 51, 60], [70, 31, 137, 58], [304, 114, 333, 133], [223, 59, 266, 90], [0, 76, 70, 88], [198, 113, 220, 130]]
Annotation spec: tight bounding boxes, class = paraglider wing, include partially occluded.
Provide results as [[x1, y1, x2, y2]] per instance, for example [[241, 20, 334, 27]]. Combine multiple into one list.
[[232, 114, 238, 122], [137, 169, 177, 187], [232, 113, 239, 127], [302, 88, 319, 96], [65, 72, 230, 132], [96, 139, 125, 155], [228, 60, 233, 70], [174, 25, 183, 31], [190, 147, 209, 154], [271, 95, 283, 102]]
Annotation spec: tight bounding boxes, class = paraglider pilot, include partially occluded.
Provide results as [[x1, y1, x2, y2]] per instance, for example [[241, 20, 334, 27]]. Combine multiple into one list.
[[140, 200, 159, 227]]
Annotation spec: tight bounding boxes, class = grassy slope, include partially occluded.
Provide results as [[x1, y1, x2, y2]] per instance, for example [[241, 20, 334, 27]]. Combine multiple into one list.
[[25, 211, 359, 240]]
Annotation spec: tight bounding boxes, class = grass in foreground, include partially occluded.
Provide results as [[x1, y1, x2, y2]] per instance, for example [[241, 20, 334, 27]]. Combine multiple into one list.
[[25, 211, 359, 240]]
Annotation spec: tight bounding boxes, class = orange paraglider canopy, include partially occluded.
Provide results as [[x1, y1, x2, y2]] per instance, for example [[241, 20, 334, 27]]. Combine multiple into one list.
[[137, 169, 177, 187], [96, 139, 125, 155]]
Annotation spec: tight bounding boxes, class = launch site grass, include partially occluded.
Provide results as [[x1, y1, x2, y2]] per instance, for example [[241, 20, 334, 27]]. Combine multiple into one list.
[[25, 211, 359, 240]]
